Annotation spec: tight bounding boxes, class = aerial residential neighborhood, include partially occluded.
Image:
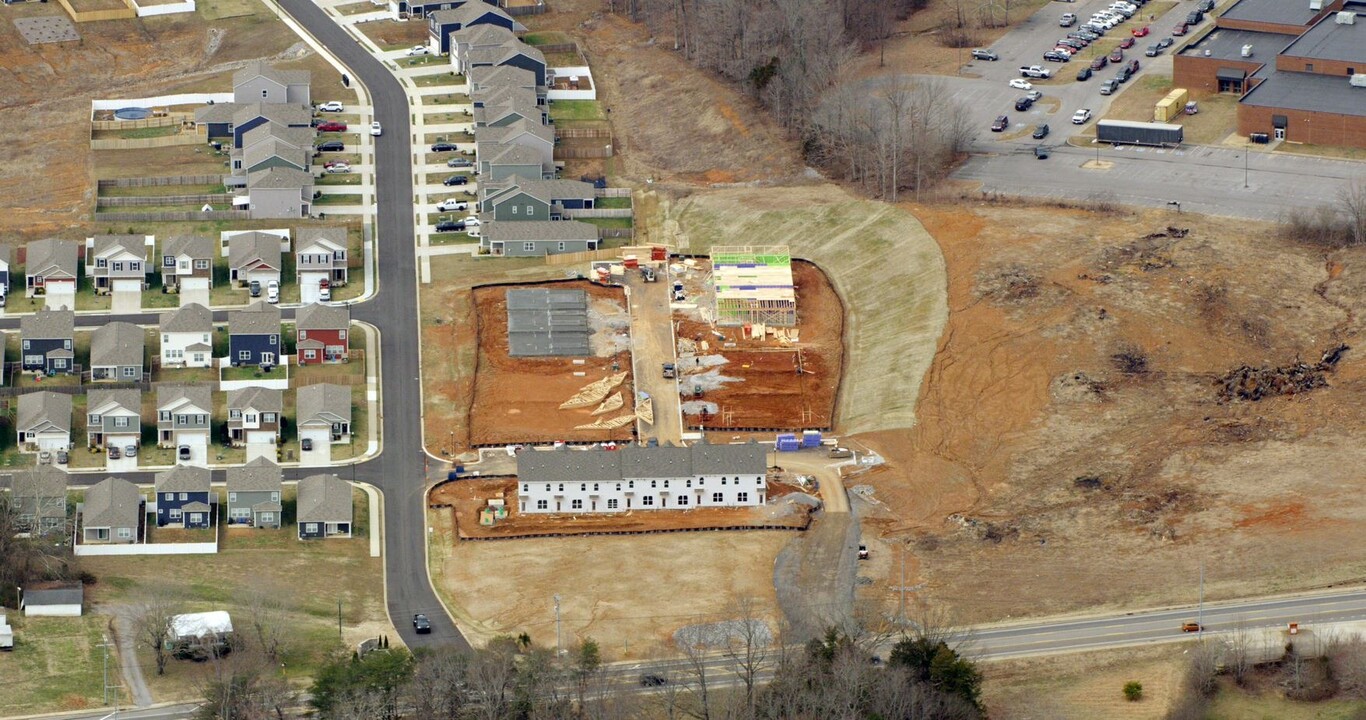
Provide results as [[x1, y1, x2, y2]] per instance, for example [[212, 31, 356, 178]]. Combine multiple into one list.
[[1, 0, 1365, 717]]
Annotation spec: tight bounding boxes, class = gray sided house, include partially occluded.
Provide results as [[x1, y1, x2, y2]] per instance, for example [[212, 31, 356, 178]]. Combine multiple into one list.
[[296, 474, 353, 539], [481, 176, 596, 221], [245, 167, 314, 220], [481, 219, 599, 257], [157, 385, 213, 448], [451, 23, 518, 75], [17, 391, 72, 453], [228, 302, 282, 368], [12, 465, 69, 537], [233, 123, 315, 176], [295, 227, 349, 286], [160, 303, 215, 369], [470, 65, 545, 103], [81, 477, 143, 545], [480, 144, 549, 182], [226, 386, 283, 446], [0, 246, 11, 306], [228, 232, 283, 287], [160, 235, 214, 292], [474, 120, 554, 174], [226, 457, 283, 528], [90, 322, 145, 382], [230, 103, 313, 151], [465, 37, 547, 86], [85, 235, 150, 294], [154, 465, 213, 530], [428, 3, 518, 55], [87, 388, 142, 451], [20, 307, 75, 375], [392, 0, 464, 20], [233, 61, 311, 106], [25, 238, 79, 300], [297, 383, 352, 444], [473, 89, 544, 129]]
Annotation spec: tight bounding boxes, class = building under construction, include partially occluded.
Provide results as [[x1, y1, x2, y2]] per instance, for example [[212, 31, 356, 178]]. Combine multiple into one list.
[[711, 245, 797, 327]]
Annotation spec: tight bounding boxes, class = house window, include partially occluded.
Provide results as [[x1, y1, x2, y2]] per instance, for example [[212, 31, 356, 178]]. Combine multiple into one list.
[[164, 257, 176, 267], [522, 484, 528, 492], [305, 523, 318, 534], [663, 480, 669, 489], [523, 242, 536, 252], [179, 493, 188, 501], [96, 258, 107, 268], [558, 242, 566, 252], [571, 499, 583, 510], [721, 478, 727, 485], [195, 260, 210, 270], [165, 492, 173, 500], [64, 340, 72, 350], [202, 334, 210, 343], [89, 414, 101, 424], [176, 415, 187, 424], [112, 262, 124, 272], [263, 413, 277, 423], [738, 492, 749, 503], [339, 330, 347, 340], [271, 492, 279, 502], [160, 411, 171, 421], [536, 499, 548, 510], [628, 480, 634, 489], [114, 417, 130, 428], [22, 340, 29, 350], [260, 512, 274, 523], [117, 527, 132, 539], [188, 513, 203, 525], [712, 492, 723, 503], [511, 206, 518, 215], [686, 479, 692, 488], [129, 262, 139, 272], [122, 367, 137, 378], [580, 483, 586, 491], [262, 89, 269, 98], [53, 359, 67, 369], [592, 483, 598, 491], [557, 483, 564, 491], [678, 495, 689, 506], [607, 499, 618, 509], [650, 480, 656, 488], [642, 496, 654, 506], [170, 508, 183, 519], [238, 351, 251, 360], [1306, 63, 1314, 72], [229, 492, 237, 502], [304, 350, 317, 359], [269, 336, 277, 345], [526, 205, 533, 215], [299, 331, 308, 341], [230, 409, 242, 420]]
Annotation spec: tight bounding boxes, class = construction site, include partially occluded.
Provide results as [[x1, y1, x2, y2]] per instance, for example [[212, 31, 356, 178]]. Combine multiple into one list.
[[468, 281, 641, 446]]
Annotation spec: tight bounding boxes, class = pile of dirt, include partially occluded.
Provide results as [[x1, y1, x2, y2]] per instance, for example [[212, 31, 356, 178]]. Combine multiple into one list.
[[1216, 344, 1349, 401]]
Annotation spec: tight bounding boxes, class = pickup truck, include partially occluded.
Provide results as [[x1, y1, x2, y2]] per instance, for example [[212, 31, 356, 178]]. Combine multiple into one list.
[[662, 363, 676, 379], [1019, 65, 1052, 78]]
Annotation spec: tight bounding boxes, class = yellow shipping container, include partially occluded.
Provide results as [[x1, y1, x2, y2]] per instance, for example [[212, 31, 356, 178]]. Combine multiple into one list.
[[1155, 98, 1177, 122]]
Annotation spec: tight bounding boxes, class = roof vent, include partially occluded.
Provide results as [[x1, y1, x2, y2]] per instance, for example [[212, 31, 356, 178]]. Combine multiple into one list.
[[1310, 0, 1322, 9], [1336, 11, 1356, 23], [1241, 44, 1253, 57]]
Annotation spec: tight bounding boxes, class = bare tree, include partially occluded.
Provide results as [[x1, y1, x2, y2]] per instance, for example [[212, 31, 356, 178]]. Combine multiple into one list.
[[133, 590, 181, 676], [466, 641, 517, 720], [678, 624, 716, 720], [720, 599, 773, 717], [1223, 623, 1257, 687], [195, 641, 295, 720], [244, 589, 287, 664], [1339, 179, 1366, 246], [405, 647, 469, 720], [1328, 633, 1366, 699]]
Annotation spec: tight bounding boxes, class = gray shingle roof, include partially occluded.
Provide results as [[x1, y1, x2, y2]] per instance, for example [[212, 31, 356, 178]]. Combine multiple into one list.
[[241, 123, 317, 151], [156, 465, 211, 494], [516, 446, 622, 485], [195, 103, 241, 124], [160, 303, 213, 334], [91, 322, 145, 368], [619, 443, 691, 478], [296, 226, 347, 253], [21, 307, 74, 339], [13, 466, 67, 502], [87, 388, 142, 421], [691, 441, 767, 476], [517, 442, 767, 484], [476, 118, 554, 144], [471, 65, 538, 92], [26, 238, 79, 279], [432, 2, 513, 27], [229, 301, 281, 336], [163, 235, 214, 261], [91, 235, 146, 261], [83, 477, 142, 529], [295, 302, 349, 331], [493, 176, 595, 205], [243, 139, 311, 173], [157, 384, 213, 414], [228, 386, 283, 414], [234, 60, 310, 89], [228, 457, 283, 493], [484, 220, 599, 242], [17, 391, 71, 434], [487, 144, 545, 167], [231, 102, 312, 128], [296, 474, 353, 523], [228, 232, 283, 271], [248, 167, 314, 191], [23, 585, 83, 607], [297, 383, 351, 426], [452, 21, 515, 48], [496, 41, 543, 66]]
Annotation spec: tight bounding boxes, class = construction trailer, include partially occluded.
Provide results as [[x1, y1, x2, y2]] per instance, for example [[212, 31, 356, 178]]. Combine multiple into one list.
[[711, 245, 797, 327]]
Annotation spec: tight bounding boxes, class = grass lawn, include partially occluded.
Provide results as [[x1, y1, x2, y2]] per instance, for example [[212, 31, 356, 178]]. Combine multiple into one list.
[[91, 125, 180, 141], [100, 184, 226, 198], [398, 55, 449, 68], [1206, 680, 1366, 719], [548, 100, 605, 123], [423, 110, 471, 124], [221, 363, 290, 383], [334, 0, 376, 14], [580, 217, 633, 230], [314, 194, 362, 206], [424, 131, 474, 145], [1278, 143, 1366, 161], [316, 173, 362, 186], [422, 93, 471, 107], [92, 144, 228, 181], [522, 31, 574, 46], [429, 232, 479, 246], [75, 277, 113, 312], [596, 197, 633, 209], [412, 73, 465, 88], [543, 51, 581, 67], [0, 614, 119, 716]]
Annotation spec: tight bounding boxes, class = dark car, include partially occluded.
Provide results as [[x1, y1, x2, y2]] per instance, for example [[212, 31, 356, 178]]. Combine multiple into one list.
[[430, 142, 459, 152], [178, 445, 191, 461], [1157, 37, 1174, 49], [1145, 44, 1161, 56], [1076, 66, 1093, 81], [316, 121, 347, 133], [1066, 32, 1090, 43], [1186, 10, 1203, 24], [1014, 97, 1034, 111], [1034, 146, 1050, 160], [1032, 124, 1050, 139], [1091, 56, 1108, 70], [639, 674, 669, 687], [1119, 36, 1135, 49], [1109, 48, 1124, 62], [1057, 38, 1084, 49], [301, 437, 314, 452], [443, 175, 469, 186], [1115, 68, 1132, 83], [316, 140, 345, 152], [249, 279, 261, 297], [1127, 59, 1141, 73], [108, 446, 121, 460], [435, 220, 466, 232], [413, 614, 432, 634], [1043, 50, 1072, 62], [991, 115, 1009, 132], [1172, 23, 1188, 36]]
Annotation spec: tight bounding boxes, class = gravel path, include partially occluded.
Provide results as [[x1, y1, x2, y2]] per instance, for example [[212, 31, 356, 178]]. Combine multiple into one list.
[[111, 610, 154, 708], [772, 509, 860, 643]]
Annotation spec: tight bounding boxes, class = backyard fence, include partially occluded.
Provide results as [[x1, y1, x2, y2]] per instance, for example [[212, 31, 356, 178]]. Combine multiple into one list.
[[90, 113, 193, 131], [503, 0, 546, 16], [93, 210, 249, 222], [563, 208, 632, 219], [98, 175, 224, 188], [555, 145, 614, 159], [90, 133, 202, 150], [599, 228, 634, 239], [97, 194, 231, 207], [535, 42, 577, 54], [542, 247, 623, 266], [596, 187, 631, 198], [555, 127, 612, 139]]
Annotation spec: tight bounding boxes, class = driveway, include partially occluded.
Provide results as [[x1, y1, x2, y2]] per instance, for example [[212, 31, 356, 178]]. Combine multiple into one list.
[[180, 278, 210, 307], [106, 448, 139, 472], [300, 428, 333, 466], [111, 286, 142, 314], [300, 272, 327, 304], [44, 285, 75, 311], [177, 434, 209, 466], [245, 441, 277, 463]]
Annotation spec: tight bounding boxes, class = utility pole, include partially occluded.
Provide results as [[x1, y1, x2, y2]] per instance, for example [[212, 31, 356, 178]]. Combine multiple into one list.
[[338, 598, 343, 643], [553, 594, 562, 656], [1244, 143, 1249, 188], [899, 548, 906, 623], [97, 634, 120, 717], [1198, 560, 1205, 636]]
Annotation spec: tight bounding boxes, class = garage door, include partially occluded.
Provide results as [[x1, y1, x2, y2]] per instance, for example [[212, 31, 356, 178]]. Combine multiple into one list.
[[36, 434, 69, 452], [300, 272, 327, 304], [180, 277, 210, 308], [44, 280, 76, 310]]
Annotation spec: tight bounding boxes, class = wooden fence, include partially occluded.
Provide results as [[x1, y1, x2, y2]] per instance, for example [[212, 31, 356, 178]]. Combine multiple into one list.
[[93, 210, 249, 222], [564, 208, 632, 219], [542, 247, 622, 266], [555, 146, 613, 159], [90, 133, 202, 151], [600, 228, 634, 239], [56, 0, 136, 22], [98, 175, 224, 188], [97, 194, 231, 207], [90, 113, 193, 131], [596, 187, 631, 198], [555, 127, 612, 139], [534, 42, 577, 54], [504, 1, 545, 16]]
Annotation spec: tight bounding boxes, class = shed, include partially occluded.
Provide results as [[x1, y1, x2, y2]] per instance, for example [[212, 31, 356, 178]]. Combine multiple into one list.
[[22, 583, 84, 617]]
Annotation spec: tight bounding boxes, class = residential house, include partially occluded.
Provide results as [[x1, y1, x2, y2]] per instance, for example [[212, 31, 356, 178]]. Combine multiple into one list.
[[160, 303, 215, 369], [86, 389, 142, 452], [295, 303, 350, 366], [154, 465, 213, 529], [160, 235, 215, 294], [474, 120, 554, 174], [428, 3, 519, 55], [228, 232, 283, 288], [481, 176, 596, 221], [226, 457, 283, 528], [85, 235, 150, 295], [450, 23, 519, 75], [156, 385, 213, 451], [226, 386, 283, 447], [81, 477, 143, 545], [296, 474, 353, 539], [472, 91, 544, 129], [462, 35, 547, 86], [469, 65, 545, 104], [297, 383, 352, 445], [24, 238, 79, 300], [233, 60, 311, 105], [11, 466, 68, 537], [16, 391, 72, 453], [20, 583, 83, 617], [232, 123, 315, 176], [480, 219, 599, 257], [295, 227, 349, 293], [0, 246, 12, 307], [90, 322, 145, 382], [480, 144, 549, 182], [229, 103, 313, 151], [245, 167, 314, 220], [20, 308, 75, 375], [389, 0, 465, 21], [228, 302, 282, 368]]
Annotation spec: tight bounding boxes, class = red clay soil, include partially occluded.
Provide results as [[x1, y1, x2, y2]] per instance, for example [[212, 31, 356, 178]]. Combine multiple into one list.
[[469, 281, 637, 446], [678, 260, 844, 431], [431, 476, 811, 539]]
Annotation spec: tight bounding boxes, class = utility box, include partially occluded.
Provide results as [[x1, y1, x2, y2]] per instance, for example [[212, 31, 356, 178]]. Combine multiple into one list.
[[0, 614, 12, 651], [776, 433, 800, 452]]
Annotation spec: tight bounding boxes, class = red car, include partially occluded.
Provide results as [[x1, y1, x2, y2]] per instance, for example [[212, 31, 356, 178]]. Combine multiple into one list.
[[1132, 25, 1150, 37], [1119, 37, 1135, 49], [316, 121, 348, 132], [1109, 48, 1124, 62], [1172, 23, 1188, 35]]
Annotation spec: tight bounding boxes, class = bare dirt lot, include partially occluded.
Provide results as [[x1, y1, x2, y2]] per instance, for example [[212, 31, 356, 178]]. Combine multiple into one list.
[[468, 280, 638, 446], [430, 476, 812, 538], [853, 201, 1366, 624], [675, 260, 844, 431]]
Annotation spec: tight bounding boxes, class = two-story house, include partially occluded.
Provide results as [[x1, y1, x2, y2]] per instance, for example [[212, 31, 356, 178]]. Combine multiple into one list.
[[12, 466, 68, 537], [90, 322, 145, 382], [24, 238, 79, 301], [228, 302, 282, 368], [297, 383, 352, 446], [244, 167, 314, 220], [295, 227, 348, 297], [229, 103, 313, 151], [81, 477, 143, 545], [227, 232, 283, 288], [479, 144, 548, 181], [226, 457, 283, 528], [156, 385, 213, 456], [154, 465, 213, 529], [226, 386, 283, 447], [159, 303, 215, 369], [233, 61, 311, 105], [480, 177, 597, 221], [20, 308, 75, 375], [297, 474, 353, 539], [474, 120, 554, 174], [86, 388, 142, 453], [85, 235, 151, 295], [17, 391, 72, 453], [0, 246, 11, 307], [160, 235, 214, 295], [427, 3, 519, 55], [232, 123, 315, 176], [295, 303, 350, 366]]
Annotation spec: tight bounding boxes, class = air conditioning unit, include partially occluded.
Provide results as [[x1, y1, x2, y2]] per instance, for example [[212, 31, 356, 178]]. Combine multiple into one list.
[[1241, 44, 1253, 57], [1336, 10, 1356, 23], [1310, 0, 1322, 9], [1351, 74, 1366, 88]]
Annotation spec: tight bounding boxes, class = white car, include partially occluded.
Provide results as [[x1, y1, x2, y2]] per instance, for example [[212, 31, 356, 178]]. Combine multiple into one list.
[[325, 162, 351, 173], [436, 198, 468, 212], [464, 216, 481, 227], [1009, 78, 1033, 90], [319, 280, 331, 302], [370, 121, 382, 137], [406, 45, 429, 56], [318, 101, 344, 113], [266, 280, 279, 304], [1072, 108, 1093, 124]]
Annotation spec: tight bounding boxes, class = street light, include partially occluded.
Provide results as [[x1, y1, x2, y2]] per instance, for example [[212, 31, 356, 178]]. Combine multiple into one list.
[[1244, 142, 1250, 188], [1168, 201, 1181, 213]]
